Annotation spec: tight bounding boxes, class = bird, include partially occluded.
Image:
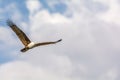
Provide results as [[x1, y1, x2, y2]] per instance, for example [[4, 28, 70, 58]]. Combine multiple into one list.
[[7, 20, 62, 52]]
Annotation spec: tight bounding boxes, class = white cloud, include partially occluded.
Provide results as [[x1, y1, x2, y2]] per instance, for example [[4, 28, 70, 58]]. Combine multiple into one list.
[[20, 51, 73, 76], [0, 61, 72, 80], [0, 27, 18, 46], [1, 0, 120, 80], [0, 3, 23, 22], [92, 0, 120, 24], [29, 10, 70, 32], [24, 1, 120, 80], [46, 0, 84, 14], [99, 67, 118, 80], [26, 0, 42, 15]]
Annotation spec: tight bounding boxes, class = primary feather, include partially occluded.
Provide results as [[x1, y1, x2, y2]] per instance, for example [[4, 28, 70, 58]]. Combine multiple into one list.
[[7, 20, 31, 46]]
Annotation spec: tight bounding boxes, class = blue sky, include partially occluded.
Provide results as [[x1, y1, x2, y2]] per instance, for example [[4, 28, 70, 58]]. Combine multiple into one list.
[[0, 0, 67, 22], [0, 0, 120, 80]]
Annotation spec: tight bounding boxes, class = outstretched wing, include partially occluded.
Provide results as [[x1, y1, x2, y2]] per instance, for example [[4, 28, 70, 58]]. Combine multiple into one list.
[[7, 20, 31, 46], [34, 39, 62, 47]]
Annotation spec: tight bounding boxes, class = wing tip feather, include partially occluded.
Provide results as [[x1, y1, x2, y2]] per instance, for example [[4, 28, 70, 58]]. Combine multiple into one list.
[[7, 19, 15, 26]]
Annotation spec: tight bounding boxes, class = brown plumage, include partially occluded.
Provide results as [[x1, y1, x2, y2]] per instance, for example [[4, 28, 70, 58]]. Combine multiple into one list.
[[7, 20, 62, 52]]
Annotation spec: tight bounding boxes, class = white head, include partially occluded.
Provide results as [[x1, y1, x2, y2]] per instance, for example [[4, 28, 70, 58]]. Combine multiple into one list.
[[27, 42, 35, 48]]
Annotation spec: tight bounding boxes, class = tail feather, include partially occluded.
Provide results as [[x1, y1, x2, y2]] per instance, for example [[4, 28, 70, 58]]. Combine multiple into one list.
[[21, 48, 29, 52]]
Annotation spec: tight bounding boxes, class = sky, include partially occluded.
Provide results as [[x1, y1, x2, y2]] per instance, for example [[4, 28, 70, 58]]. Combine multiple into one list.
[[0, 0, 120, 80]]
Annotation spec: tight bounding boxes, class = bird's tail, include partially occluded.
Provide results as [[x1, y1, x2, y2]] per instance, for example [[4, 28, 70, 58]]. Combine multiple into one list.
[[21, 48, 29, 52]]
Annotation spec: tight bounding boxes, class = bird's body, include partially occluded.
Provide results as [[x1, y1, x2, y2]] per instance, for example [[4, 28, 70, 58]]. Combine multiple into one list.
[[27, 42, 35, 49], [7, 20, 62, 52]]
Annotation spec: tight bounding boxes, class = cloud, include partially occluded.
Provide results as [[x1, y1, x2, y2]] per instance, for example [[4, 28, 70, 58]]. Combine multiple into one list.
[[24, 0, 120, 80], [0, 26, 19, 48], [0, 61, 71, 80], [26, 0, 42, 15], [92, 0, 120, 24], [0, 2, 23, 22], [98, 67, 118, 80], [0, 0, 120, 80]]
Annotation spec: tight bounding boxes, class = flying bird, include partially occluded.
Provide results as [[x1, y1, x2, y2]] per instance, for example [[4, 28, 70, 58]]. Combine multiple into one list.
[[7, 20, 62, 52]]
